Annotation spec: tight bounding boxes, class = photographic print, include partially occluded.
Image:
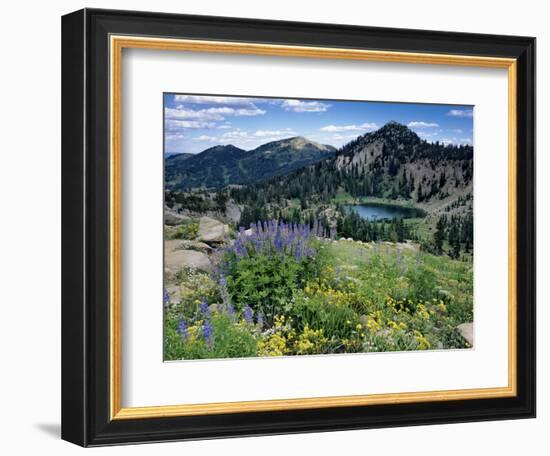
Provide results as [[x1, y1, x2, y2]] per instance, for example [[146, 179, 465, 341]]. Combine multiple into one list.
[[163, 94, 474, 361]]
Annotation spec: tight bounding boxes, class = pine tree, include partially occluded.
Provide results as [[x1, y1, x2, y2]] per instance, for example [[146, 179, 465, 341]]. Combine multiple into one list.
[[434, 216, 446, 254]]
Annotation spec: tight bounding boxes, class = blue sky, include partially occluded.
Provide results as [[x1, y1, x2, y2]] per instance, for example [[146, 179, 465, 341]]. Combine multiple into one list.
[[164, 93, 474, 154]]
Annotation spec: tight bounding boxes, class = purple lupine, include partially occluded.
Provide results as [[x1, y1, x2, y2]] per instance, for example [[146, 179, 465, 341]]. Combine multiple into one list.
[[227, 302, 236, 317], [199, 298, 209, 316], [202, 321, 213, 346], [211, 218, 325, 286], [163, 289, 170, 306], [218, 274, 234, 315], [243, 306, 253, 323], [177, 319, 188, 339], [295, 246, 302, 261], [274, 235, 284, 254]]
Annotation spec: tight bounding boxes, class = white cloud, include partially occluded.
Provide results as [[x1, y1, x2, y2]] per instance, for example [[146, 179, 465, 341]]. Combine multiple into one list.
[[319, 122, 377, 132], [331, 133, 360, 141], [221, 130, 249, 140], [165, 107, 224, 121], [232, 107, 266, 116], [165, 119, 216, 130], [173, 95, 264, 105], [417, 131, 438, 138], [253, 129, 296, 137], [447, 109, 473, 118], [203, 106, 265, 117], [166, 133, 185, 140], [165, 105, 265, 122], [192, 135, 217, 142], [281, 99, 331, 112], [407, 121, 439, 128], [217, 123, 232, 129]]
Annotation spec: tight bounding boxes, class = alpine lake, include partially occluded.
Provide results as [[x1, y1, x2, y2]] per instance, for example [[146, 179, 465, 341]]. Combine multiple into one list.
[[342, 202, 426, 221]]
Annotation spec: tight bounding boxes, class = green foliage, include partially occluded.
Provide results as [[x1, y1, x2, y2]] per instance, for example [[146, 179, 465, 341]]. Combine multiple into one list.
[[220, 238, 329, 324], [164, 313, 258, 360], [164, 234, 473, 360], [226, 254, 302, 321], [169, 220, 199, 240], [289, 291, 360, 343], [172, 267, 220, 320]]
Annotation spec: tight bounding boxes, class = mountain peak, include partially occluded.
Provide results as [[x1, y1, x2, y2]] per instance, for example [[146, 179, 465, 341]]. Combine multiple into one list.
[[363, 121, 421, 146], [378, 121, 417, 135], [260, 136, 335, 153], [201, 144, 245, 155]]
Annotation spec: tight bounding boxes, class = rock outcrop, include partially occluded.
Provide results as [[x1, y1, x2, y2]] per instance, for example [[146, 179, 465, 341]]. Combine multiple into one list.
[[164, 208, 191, 226], [197, 216, 229, 244], [457, 322, 474, 346], [164, 239, 211, 278]]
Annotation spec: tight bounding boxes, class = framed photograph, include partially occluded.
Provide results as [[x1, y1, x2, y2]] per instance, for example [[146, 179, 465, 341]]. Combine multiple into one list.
[[61, 8, 536, 446]]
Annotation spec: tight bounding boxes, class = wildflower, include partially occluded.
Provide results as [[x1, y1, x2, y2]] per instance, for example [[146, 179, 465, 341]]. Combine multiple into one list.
[[177, 319, 188, 339], [218, 275, 232, 311], [226, 302, 236, 316], [366, 317, 381, 333], [274, 235, 284, 254], [199, 298, 210, 316], [163, 289, 170, 306], [243, 305, 253, 323], [413, 330, 431, 350], [202, 321, 214, 346], [416, 303, 430, 321]]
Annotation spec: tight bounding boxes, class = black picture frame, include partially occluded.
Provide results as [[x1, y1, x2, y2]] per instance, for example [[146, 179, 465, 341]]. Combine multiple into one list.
[[62, 8, 536, 447]]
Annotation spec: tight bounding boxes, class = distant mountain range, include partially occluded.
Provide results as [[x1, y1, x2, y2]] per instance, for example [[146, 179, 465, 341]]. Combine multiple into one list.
[[165, 137, 336, 190]]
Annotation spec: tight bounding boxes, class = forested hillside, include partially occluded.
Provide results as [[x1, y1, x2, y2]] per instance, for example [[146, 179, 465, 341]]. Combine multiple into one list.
[[165, 137, 336, 190], [231, 121, 472, 209]]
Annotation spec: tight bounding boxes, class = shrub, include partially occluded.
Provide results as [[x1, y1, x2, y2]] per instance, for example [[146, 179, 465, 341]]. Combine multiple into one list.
[[170, 220, 200, 240], [212, 220, 329, 323]]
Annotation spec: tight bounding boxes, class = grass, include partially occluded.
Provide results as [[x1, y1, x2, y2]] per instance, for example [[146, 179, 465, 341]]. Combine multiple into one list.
[[164, 220, 473, 360]]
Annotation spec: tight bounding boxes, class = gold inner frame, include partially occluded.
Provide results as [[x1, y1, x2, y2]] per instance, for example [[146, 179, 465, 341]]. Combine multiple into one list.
[[109, 35, 518, 420]]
